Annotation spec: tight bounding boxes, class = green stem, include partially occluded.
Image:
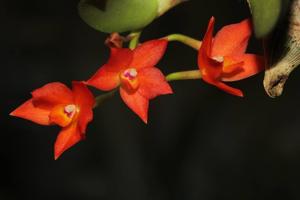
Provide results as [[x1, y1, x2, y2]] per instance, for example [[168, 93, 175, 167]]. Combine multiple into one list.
[[129, 31, 142, 49], [164, 34, 202, 50], [94, 90, 117, 108], [166, 70, 201, 82]]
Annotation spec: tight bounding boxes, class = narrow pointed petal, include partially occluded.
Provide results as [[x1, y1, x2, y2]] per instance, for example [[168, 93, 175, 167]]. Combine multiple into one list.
[[31, 82, 73, 109], [198, 17, 215, 64], [130, 39, 168, 69], [10, 99, 51, 125], [120, 88, 149, 123], [72, 81, 95, 133], [138, 68, 173, 99], [54, 123, 83, 160], [212, 19, 252, 57], [222, 54, 264, 82], [87, 48, 133, 91], [212, 81, 244, 97], [198, 17, 222, 79]]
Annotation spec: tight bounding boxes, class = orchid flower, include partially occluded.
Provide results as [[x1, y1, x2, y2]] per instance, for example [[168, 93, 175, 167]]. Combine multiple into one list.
[[86, 39, 173, 123], [10, 82, 95, 159], [198, 17, 264, 97]]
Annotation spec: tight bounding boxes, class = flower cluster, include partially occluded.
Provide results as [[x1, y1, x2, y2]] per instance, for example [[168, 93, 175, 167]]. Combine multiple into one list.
[[10, 17, 264, 159]]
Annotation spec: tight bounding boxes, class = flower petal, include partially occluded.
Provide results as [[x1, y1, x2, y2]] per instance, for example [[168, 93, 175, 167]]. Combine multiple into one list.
[[199, 17, 215, 61], [212, 19, 252, 57], [86, 48, 133, 91], [31, 82, 73, 109], [210, 81, 244, 97], [198, 17, 222, 79], [54, 122, 83, 160], [10, 99, 51, 125], [72, 81, 95, 110], [138, 68, 173, 99], [221, 54, 264, 82], [130, 39, 168, 69], [72, 81, 95, 133], [120, 87, 149, 123]]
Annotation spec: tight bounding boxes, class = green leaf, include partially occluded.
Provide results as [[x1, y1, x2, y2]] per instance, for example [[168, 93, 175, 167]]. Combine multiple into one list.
[[247, 0, 282, 38], [78, 0, 158, 33]]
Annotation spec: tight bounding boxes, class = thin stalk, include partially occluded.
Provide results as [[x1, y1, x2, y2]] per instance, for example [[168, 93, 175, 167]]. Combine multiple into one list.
[[94, 90, 117, 108], [164, 34, 202, 50], [129, 31, 142, 49], [166, 70, 201, 82]]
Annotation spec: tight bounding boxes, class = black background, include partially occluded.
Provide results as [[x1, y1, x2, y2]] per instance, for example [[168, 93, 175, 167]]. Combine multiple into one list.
[[3, 0, 300, 200]]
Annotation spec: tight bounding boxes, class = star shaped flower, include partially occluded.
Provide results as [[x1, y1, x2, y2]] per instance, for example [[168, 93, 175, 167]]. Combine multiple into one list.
[[10, 82, 95, 159], [87, 39, 173, 123]]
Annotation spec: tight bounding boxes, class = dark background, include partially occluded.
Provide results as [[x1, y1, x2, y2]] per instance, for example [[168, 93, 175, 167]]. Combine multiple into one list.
[[2, 0, 300, 199]]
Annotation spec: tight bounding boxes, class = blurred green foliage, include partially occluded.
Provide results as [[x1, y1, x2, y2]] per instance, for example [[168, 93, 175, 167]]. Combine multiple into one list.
[[78, 0, 158, 33], [247, 0, 290, 38]]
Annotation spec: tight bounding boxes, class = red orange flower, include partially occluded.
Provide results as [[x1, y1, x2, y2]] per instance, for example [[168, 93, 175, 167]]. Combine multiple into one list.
[[10, 81, 95, 159], [86, 39, 173, 123], [198, 17, 264, 97]]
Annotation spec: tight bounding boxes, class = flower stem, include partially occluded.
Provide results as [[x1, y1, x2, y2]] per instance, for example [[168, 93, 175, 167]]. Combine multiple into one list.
[[129, 31, 142, 49], [94, 90, 117, 108], [166, 70, 202, 82], [164, 34, 202, 50]]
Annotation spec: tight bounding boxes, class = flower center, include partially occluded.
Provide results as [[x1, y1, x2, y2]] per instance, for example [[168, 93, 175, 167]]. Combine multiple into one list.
[[120, 68, 139, 92], [212, 56, 224, 63], [64, 104, 77, 118], [123, 68, 138, 80]]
